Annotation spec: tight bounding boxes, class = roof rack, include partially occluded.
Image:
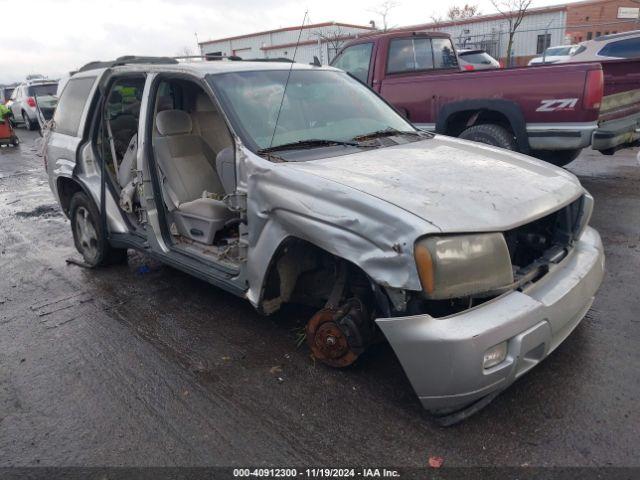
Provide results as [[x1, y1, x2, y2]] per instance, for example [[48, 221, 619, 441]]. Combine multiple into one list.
[[78, 54, 297, 73], [78, 56, 179, 72]]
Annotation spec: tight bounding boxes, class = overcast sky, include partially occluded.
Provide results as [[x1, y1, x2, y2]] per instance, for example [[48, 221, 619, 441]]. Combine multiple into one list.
[[0, 0, 573, 84]]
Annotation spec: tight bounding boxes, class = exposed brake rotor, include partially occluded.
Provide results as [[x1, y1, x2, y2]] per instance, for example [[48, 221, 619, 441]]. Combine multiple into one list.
[[306, 300, 369, 368]]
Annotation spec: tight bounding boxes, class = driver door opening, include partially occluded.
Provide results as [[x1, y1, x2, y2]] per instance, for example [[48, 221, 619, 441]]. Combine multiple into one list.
[[150, 77, 240, 266]]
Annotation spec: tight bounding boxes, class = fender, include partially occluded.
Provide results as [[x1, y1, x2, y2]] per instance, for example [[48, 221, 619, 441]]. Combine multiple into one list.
[[240, 160, 434, 308], [436, 99, 530, 154]]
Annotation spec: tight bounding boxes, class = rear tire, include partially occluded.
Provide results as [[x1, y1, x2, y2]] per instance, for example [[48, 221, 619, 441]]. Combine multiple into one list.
[[459, 124, 517, 151], [530, 149, 582, 167], [69, 192, 127, 267], [22, 111, 36, 131]]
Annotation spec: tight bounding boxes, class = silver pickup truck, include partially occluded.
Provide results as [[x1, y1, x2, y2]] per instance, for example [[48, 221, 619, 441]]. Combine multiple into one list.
[[44, 56, 604, 420]]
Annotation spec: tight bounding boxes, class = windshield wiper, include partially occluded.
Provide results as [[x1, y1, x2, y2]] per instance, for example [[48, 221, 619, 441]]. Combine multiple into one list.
[[352, 127, 423, 141], [258, 139, 360, 154]]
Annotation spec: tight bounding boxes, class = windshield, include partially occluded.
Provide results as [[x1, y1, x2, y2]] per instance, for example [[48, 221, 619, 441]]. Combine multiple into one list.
[[208, 69, 414, 151], [28, 83, 58, 97]]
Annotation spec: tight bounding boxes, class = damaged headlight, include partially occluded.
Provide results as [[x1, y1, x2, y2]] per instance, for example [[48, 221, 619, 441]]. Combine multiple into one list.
[[414, 233, 514, 300]]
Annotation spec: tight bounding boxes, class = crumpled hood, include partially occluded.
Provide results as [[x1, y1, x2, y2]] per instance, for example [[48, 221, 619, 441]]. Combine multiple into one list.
[[285, 136, 584, 232]]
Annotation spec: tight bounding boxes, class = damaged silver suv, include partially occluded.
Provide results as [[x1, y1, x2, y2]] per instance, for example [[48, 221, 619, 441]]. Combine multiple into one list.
[[45, 56, 604, 420]]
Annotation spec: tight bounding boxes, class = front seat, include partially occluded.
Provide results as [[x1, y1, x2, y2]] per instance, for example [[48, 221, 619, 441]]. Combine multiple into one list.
[[153, 109, 233, 244], [191, 93, 232, 155]]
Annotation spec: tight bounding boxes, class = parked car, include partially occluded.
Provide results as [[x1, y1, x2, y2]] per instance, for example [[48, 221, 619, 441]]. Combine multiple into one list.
[[45, 56, 604, 420], [331, 30, 640, 165], [563, 30, 640, 63], [528, 44, 579, 65], [9, 79, 58, 130], [1, 86, 15, 104], [458, 48, 501, 70]]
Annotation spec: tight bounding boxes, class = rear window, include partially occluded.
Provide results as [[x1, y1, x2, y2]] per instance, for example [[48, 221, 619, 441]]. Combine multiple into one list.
[[459, 51, 495, 65], [598, 37, 640, 58], [53, 77, 97, 136], [545, 46, 572, 56], [28, 83, 58, 97]]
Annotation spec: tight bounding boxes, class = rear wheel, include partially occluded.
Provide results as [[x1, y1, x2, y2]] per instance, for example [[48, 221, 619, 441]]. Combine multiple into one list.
[[69, 192, 127, 267], [530, 149, 582, 167], [21, 111, 36, 131], [459, 124, 517, 151]]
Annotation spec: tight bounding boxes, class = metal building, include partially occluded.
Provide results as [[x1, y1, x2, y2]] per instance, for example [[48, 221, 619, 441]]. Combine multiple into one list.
[[198, 22, 376, 65], [409, 5, 568, 66]]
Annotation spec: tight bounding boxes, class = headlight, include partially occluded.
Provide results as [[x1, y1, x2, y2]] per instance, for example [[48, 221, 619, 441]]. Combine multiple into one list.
[[414, 233, 514, 300]]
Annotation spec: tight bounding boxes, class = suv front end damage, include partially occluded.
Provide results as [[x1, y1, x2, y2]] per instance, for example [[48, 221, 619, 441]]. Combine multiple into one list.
[[376, 195, 604, 416]]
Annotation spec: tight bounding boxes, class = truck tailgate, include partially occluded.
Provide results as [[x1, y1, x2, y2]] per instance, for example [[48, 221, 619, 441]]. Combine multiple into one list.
[[593, 58, 640, 153]]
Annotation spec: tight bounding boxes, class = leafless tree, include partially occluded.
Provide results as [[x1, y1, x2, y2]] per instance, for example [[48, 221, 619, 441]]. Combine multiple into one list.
[[447, 4, 481, 20], [312, 25, 350, 63], [176, 46, 194, 61], [369, 1, 400, 32], [491, 0, 532, 66]]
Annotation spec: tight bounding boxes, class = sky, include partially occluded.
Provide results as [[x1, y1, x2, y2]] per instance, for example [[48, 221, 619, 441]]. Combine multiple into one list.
[[0, 0, 576, 84]]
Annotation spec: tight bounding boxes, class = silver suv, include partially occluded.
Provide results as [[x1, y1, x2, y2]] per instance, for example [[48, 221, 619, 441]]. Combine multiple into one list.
[[44, 57, 604, 420], [9, 78, 58, 130]]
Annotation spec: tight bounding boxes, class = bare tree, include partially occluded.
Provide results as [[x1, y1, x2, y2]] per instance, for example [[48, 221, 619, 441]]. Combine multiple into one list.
[[447, 4, 481, 20], [491, 0, 532, 66], [369, 1, 400, 32], [312, 25, 350, 63], [176, 46, 194, 60]]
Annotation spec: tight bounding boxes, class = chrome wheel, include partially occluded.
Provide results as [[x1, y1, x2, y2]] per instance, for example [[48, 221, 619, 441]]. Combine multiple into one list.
[[74, 206, 99, 263]]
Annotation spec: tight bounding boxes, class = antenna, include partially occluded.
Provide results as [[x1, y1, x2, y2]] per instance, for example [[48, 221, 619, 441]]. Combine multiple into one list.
[[268, 10, 308, 148]]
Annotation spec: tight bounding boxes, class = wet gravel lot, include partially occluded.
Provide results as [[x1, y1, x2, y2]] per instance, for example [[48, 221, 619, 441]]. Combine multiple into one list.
[[1, 129, 639, 468]]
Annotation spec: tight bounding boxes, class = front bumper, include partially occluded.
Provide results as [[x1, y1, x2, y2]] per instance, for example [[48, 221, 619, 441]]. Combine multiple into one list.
[[376, 227, 605, 411]]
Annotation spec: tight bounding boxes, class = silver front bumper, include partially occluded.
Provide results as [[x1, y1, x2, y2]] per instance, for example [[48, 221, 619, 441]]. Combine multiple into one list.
[[376, 227, 605, 411]]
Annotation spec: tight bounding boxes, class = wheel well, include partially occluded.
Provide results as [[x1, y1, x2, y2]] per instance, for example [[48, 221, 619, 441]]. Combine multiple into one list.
[[259, 238, 374, 315], [445, 109, 514, 137], [56, 177, 84, 217]]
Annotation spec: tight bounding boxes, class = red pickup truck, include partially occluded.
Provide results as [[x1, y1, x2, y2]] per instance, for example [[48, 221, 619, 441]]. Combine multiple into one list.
[[331, 31, 640, 166]]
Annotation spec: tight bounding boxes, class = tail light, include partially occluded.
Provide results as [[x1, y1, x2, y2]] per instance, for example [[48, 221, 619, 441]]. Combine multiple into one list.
[[27, 97, 36, 108], [463, 65, 475, 71], [584, 69, 603, 111]]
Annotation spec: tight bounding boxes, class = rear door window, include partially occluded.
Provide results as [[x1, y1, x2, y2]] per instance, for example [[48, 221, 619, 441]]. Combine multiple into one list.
[[53, 76, 97, 136], [598, 37, 640, 58], [331, 43, 374, 83]]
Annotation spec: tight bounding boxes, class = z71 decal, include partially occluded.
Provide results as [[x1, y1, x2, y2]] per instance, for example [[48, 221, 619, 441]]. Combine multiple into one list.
[[536, 98, 579, 112]]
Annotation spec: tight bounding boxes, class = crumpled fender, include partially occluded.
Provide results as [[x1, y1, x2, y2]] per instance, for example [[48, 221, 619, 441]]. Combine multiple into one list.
[[238, 149, 439, 307]]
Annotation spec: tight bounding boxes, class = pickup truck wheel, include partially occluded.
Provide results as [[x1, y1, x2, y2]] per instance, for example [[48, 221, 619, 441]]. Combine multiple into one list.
[[459, 124, 516, 151], [69, 192, 127, 267], [530, 149, 582, 167]]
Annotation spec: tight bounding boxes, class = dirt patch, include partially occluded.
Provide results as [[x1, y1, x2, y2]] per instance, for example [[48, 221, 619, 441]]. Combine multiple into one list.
[[15, 204, 61, 219]]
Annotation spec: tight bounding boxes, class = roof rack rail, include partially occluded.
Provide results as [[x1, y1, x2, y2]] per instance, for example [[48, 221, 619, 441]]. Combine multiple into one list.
[[174, 54, 294, 63], [78, 55, 179, 72]]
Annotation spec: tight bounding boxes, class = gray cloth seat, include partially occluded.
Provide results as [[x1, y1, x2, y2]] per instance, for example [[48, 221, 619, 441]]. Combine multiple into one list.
[[153, 109, 233, 244], [191, 93, 232, 155]]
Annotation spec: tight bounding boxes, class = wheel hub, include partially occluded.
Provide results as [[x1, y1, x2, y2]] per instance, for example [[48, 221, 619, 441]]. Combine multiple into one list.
[[305, 301, 368, 368]]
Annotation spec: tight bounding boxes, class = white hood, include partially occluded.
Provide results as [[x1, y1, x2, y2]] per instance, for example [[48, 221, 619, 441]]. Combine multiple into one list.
[[285, 136, 584, 232]]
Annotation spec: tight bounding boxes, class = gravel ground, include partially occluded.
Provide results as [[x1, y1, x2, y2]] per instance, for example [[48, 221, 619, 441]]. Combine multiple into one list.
[[1, 129, 638, 468]]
